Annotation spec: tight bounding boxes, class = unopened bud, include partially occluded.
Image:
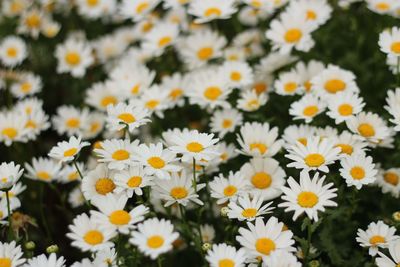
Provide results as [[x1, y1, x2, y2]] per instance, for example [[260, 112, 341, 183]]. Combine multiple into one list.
[[393, 211, 400, 222], [46, 245, 59, 254], [202, 242, 211, 251], [25, 241, 35, 250], [309, 260, 320, 267], [220, 207, 229, 217]]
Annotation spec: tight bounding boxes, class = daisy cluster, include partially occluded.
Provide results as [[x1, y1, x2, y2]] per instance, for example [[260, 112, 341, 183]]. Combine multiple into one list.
[[1, 0, 400, 266]]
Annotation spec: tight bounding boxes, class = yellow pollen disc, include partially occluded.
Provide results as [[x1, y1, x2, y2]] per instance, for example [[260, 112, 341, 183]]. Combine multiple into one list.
[[284, 82, 297, 93], [241, 208, 257, 218], [304, 81, 312, 92], [66, 118, 80, 128], [186, 142, 204, 152], [251, 172, 272, 189], [84, 230, 104, 245], [204, 7, 222, 17], [324, 79, 346, 93], [93, 141, 103, 150], [350, 166, 365, 180], [170, 186, 188, 199], [222, 119, 233, 129], [1, 177, 7, 183], [204, 86, 222, 101], [250, 143, 268, 155], [68, 172, 79, 181], [65, 52, 81, 66], [109, 210, 131, 225], [158, 36, 172, 47], [100, 96, 117, 107], [147, 156, 165, 169], [254, 83, 267, 94], [338, 104, 353, 116], [303, 105, 319, 117], [247, 99, 259, 109], [112, 149, 130, 161], [223, 185, 237, 197], [142, 22, 153, 32], [220, 153, 228, 161], [384, 172, 399, 186], [64, 148, 78, 157], [218, 259, 235, 267], [230, 71, 242, 82], [127, 176, 142, 187], [2, 128, 17, 139], [118, 113, 136, 124], [25, 14, 40, 28], [131, 84, 140, 95], [169, 88, 183, 100], [375, 2, 390, 11], [304, 153, 325, 167], [0, 258, 12, 267], [369, 235, 385, 245], [136, 2, 149, 14], [10, 1, 23, 13], [306, 10, 317, 20], [297, 191, 319, 208], [391, 42, 400, 54], [86, 0, 98, 6], [145, 100, 160, 109], [197, 47, 213, 60], [298, 138, 307, 146], [6, 47, 17, 58], [335, 144, 353, 155], [284, 28, 302, 43], [357, 123, 375, 137], [95, 178, 116, 195], [147, 235, 164, 249], [251, 0, 262, 7], [90, 122, 100, 133], [37, 171, 51, 180], [20, 82, 32, 93], [255, 238, 276, 255]]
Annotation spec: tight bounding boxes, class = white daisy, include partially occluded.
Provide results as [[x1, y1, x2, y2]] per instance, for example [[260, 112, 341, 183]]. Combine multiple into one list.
[[210, 109, 243, 138], [209, 171, 249, 204], [289, 94, 325, 123], [0, 241, 25, 267], [227, 194, 274, 221], [375, 168, 400, 198], [188, 0, 237, 24], [94, 139, 139, 171], [339, 152, 378, 189], [106, 102, 151, 133], [206, 243, 247, 267], [376, 239, 400, 267], [346, 111, 390, 144], [114, 166, 154, 197], [326, 91, 365, 124], [24, 157, 62, 183], [0, 36, 27, 67], [48, 136, 90, 163], [0, 162, 24, 190], [81, 164, 118, 201], [23, 254, 65, 267], [237, 90, 268, 112]]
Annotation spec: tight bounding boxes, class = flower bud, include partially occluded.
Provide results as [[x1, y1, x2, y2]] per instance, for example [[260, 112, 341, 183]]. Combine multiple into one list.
[[202, 242, 211, 251], [25, 241, 35, 250], [46, 245, 59, 254]]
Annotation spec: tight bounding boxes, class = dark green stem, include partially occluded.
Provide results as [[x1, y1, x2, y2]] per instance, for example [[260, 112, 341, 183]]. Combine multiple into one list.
[[6, 190, 14, 241]]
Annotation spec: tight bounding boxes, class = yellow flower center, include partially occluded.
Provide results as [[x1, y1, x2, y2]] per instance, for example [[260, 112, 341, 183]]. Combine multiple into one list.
[[303, 105, 319, 117], [112, 149, 130, 161], [118, 113, 136, 124], [369, 235, 385, 245], [86, 0, 98, 6], [251, 172, 272, 189], [284, 82, 297, 93], [324, 79, 346, 93], [204, 86, 222, 101], [170, 186, 188, 199], [136, 2, 149, 14], [95, 178, 116, 195], [306, 10, 317, 20], [384, 172, 399, 186], [20, 82, 32, 93], [0, 258, 12, 267], [223, 185, 237, 196], [100, 96, 117, 107], [66, 118, 80, 128], [255, 238, 276, 255], [127, 176, 142, 187], [197, 47, 213, 60], [131, 84, 140, 95], [147, 156, 165, 169], [284, 28, 302, 43], [350, 166, 365, 180], [109, 210, 131, 225], [65, 52, 81, 66], [204, 7, 222, 17], [158, 36, 172, 47], [335, 144, 353, 155], [338, 104, 353, 116], [358, 123, 375, 137], [84, 230, 104, 245], [25, 14, 40, 28], [298, 138, 307, 146], [145, 100, 160, 109], [251, 0, 262, 7], [375, 2, 390, 11], [218, 259, 235, 267], [304, 153, 325, 167], [186, 142, 204, 152], [147, 235, 164, 249], [230, 71, 242, 82], [37, 171, 51, 180], [241, 208, 257, 218], [249, 143, 267, 155], [1, 128, 17, 139], [64, 148, 78, 157], [68, 171, 79, 181], [6, 47, 17, 58], [254, 82, 267, 94], [169, 88, 183, 100], [297, 191, 319, 208], [391, 42, 400, 53], [304, 81, 312, 92], [222, 119, 233, 129]]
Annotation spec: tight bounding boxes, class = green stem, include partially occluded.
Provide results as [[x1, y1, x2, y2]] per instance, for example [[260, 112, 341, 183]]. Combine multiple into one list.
[[5, 190, 14, 241], [157, 257, 163, 267], [304, 220, 313, 265], [40, 183, 52, 241], [192, 158, 197, 192], [73, 160, 83, 179]]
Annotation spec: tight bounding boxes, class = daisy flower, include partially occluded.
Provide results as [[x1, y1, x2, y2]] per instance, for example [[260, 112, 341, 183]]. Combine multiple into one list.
[[94, 139, 139, 171], [85, 81, 123, 111], [188, 0, 237, 23], [91, 193, 149, 234], [227, 194, 274, 221], [210, 109, 243, 138], [282, 124, 316, 147], [17, 8, 43, 38], [221, 61, 254, 88], [67, 213, 116, 252], [379, 27, 400, 58], [134, 143, 181, 180], [0, 241, 25, 267], [23, 254, 65, 267], [237, 90, 268, 112], [129, 218, 179, 259], [375, 168, 400, 198], [289, 94, 325, 123], [236, 217, 295, 261], [152, 171, 205, 207], [385, 88, 400, 131], [200, 224, 216, 243], [93, 247, 117, 267], [48, 136, 90, 163], [10, 73, 42, 98], [114, 166, 154, 197], [136, 86, 170, 118], [106, 102, 151, 133], [237, 122, 283, 158], [120, 0, 161, 22], [326, 91, 365, 124], [0, 36, 27, 67], [376, 239, 400, 267], [279, 171, 338, 221], [209, 171, 249, 204], [266, 12, 315, 54], [294, 60, 325, 93], [1, 182, 26, 210], [69, 186, 86, 208], [0, 162, 24, 190], [159, 73, 188, 108], [286, 0, 332, 28], [346, 112, 390, 144], [82, 112, 105, 139], [332, 131, 368, 156], [0, 111, 29, 146], [205, 243, 247, 267], [55, 39, 94, 78], [339, 152, 378, 189], [285, 136, 341, 173], [366, 0, 398, 14], [52, 106, 90, 137], [274, 70, 304, 96], [356, 220, 399, 256], [217, 142, 239, 164], [81, 164, 118, 201], [240, 158, 286, 201], [24, 157, 62, 183], [75, 0, 108, 19], [265, 251, 302, 267], [141, 23, 179, 55]]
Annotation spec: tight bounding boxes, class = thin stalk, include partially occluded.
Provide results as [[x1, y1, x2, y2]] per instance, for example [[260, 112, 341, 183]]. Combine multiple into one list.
[[5, 190, 13, 241], [73, 160, 83, 179], [304, 220, 313, 265], [397, 57, 400, 86], [39, 183, 52, 241], [192, 158, 197, 192], [157, 257, 163, 267]]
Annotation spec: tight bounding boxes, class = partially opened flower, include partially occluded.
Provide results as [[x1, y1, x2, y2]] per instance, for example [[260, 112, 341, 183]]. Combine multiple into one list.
[[48, 136, 90, 163], [0, 162, 24, 190]]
